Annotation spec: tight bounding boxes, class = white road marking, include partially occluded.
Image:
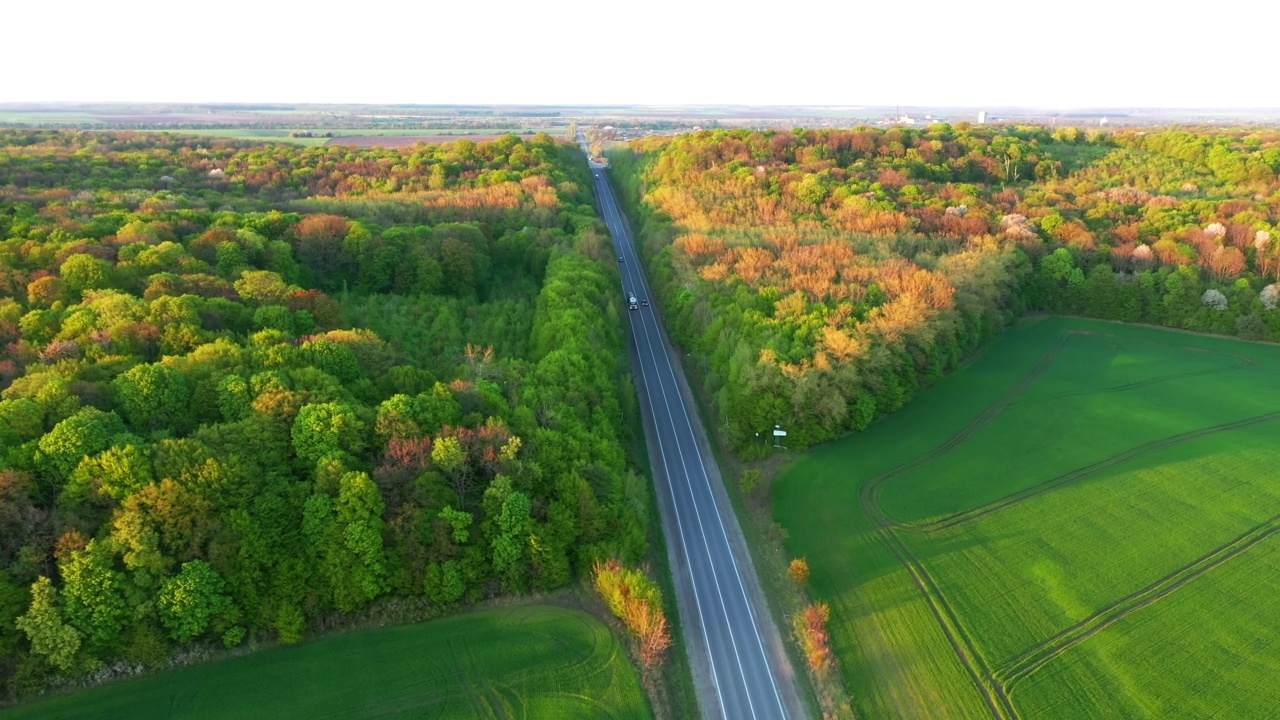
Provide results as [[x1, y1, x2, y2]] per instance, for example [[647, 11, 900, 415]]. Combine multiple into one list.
[[595, 171, 788, 719]]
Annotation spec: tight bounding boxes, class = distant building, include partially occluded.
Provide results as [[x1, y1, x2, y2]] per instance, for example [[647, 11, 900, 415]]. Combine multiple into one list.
[[877, 114, 917, 126], [978, 111, 987, 124]]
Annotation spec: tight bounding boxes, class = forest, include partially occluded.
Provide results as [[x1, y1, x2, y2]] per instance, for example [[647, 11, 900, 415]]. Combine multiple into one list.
[[0, 130, 649, 698], [608, 124, 1280, 454]]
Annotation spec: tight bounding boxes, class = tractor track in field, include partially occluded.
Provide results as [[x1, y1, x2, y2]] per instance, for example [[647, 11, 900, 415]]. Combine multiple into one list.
[[869, 332, 1074, 487], [997, 512, 1280, 688], [902, 411, 1280, 534], [859, 329, 1264, 720], [860, 496, 1018, 720], [856, 333, 1076, 719]]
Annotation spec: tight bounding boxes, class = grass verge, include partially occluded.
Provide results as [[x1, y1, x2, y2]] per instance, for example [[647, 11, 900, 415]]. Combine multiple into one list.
[[2, 603, 649, 720]]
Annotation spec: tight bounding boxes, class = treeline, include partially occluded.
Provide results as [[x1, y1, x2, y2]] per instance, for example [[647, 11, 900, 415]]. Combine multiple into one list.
[[0, 128, 578, 202], [0, 132, 644, 699], [608, 125, 1280, 454]]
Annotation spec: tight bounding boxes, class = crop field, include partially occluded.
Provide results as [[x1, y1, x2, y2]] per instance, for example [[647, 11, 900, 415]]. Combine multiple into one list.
[[0, 111, 103, 124], [772, 316, 1280, 719], [3, 605, 650, 720]]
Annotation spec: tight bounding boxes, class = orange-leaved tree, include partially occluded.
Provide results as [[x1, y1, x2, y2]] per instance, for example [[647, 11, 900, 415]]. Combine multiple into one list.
[[593, 558, 672, 669]]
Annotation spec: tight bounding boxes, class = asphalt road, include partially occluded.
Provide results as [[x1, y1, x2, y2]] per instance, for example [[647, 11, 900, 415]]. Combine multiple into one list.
[[590, 165, 805, 720]]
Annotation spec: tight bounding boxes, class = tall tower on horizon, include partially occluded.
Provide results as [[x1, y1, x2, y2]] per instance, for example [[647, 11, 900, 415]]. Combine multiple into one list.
[[978, 110, 987, 124]]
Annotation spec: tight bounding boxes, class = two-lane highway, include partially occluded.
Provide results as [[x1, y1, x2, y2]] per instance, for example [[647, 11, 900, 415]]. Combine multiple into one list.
[[591, 166, 805, 720]]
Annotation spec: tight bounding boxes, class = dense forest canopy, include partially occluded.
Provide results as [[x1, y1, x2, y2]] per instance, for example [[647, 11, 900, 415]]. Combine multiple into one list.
[[0, 130, 647, 698], [609, 125, 1280, 454]]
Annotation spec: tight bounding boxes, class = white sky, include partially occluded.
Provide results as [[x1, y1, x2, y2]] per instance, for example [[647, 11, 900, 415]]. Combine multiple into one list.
[[3, 0, 1277, 109]]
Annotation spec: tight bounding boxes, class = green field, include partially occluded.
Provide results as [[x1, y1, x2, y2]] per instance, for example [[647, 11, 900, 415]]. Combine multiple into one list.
[[0, 112, 103, 124], [773, 316, 1280, 719], [157, 128, 332, 146], [1, 605, 650, 720]]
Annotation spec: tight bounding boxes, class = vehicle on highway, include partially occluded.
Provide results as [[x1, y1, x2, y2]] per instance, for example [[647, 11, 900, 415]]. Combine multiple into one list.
[[628, 294, 639, 310], [619, 256, 624, 262], [641, 299, 649, 306]]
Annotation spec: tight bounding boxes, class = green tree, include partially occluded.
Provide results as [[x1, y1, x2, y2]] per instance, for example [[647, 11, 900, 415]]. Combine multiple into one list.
[[1163, 265, 1205, 329], [15, 577, 83, 673], [36, 407, 126, 480], [374, 394, 419, 441], [334, 471, 388, 609], [302, 472, 388, 612], [423, 560, 465, 605], [438, 506, 473, 544], [299, 339, 361, 382], [113, 363, 190, 430], [794, 174, 828, 206], [63, 444, 153, 506], [59, 540, 129, 651], [18, 309, 61, 345], [1038, 247, 1085, 310], [414, 383, 462, 435], [849, 392, 876, 431], [0, 398, 45, 446], [485, 477, 532, 593], [157, 560, 233, 643], [1084, 264, 1121, 318], [252, 305, 294, 332], [432, 435, 475, 508], [60, 254, 111, 296], [215, 241, 248, 276], [291, 402, 365, 466], [0, 569, 28, 657], [216, 374, 252, 422], [233, 270, 296, 304]]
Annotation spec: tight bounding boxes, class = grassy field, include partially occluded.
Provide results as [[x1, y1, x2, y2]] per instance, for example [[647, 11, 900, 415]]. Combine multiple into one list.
[[0, 112, 103, 124], [772, 316, 1280, 719], [2, 605, 650, 720], [153, 128, 330, 146]]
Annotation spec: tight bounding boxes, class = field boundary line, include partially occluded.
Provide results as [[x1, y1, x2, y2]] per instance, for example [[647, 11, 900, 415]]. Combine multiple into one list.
[[997, 512, 1280, 688], [902, 411, 1280, 533]]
